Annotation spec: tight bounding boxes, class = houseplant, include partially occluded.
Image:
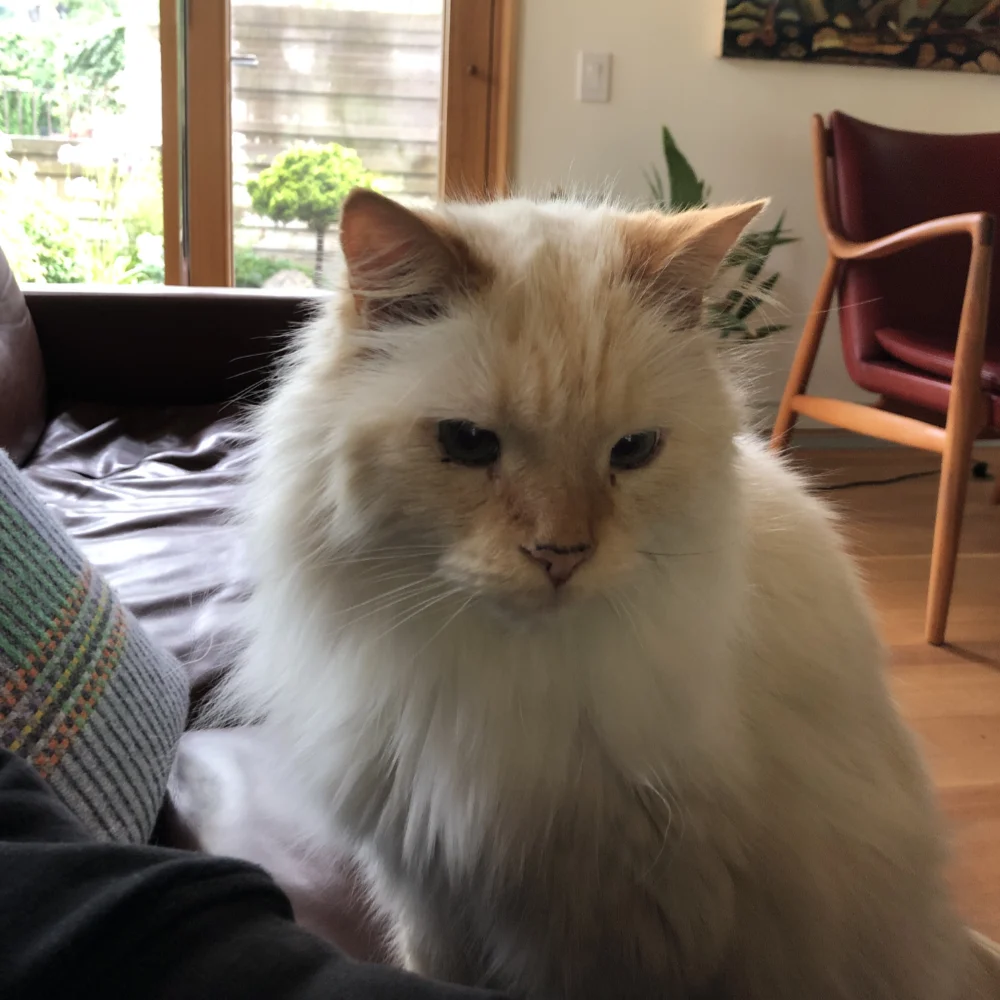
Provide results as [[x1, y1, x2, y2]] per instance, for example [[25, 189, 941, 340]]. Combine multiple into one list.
[[647, 125, 796, 341]]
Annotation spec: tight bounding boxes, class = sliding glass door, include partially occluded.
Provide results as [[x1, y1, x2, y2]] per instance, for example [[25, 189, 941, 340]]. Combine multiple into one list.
[[230, 1, 445, 291], [0, 0, 513, 288]]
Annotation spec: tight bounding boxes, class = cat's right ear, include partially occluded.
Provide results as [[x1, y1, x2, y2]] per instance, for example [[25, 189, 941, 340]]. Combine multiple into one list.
[[339, 189, 484, 329]]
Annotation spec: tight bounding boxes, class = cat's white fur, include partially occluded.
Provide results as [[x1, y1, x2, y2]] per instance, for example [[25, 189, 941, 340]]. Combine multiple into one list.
[[226, 194, 985, 998]]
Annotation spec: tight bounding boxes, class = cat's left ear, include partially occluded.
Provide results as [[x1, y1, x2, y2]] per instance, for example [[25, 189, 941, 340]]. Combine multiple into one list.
[[620, 200, 768, 324], [339, 188, 486, 329]]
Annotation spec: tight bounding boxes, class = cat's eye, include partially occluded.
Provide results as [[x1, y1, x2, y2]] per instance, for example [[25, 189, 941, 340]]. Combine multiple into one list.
[[437, 420, 501, 467], [610, 430, 661, 471]]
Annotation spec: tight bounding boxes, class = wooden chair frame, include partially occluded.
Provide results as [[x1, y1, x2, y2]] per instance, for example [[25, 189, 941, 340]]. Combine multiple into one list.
[[770, 114, 997, 646]]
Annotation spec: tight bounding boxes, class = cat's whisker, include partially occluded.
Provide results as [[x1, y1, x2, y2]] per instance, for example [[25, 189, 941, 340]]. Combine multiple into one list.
[[635, 780, 678, 880], [369, 586, 463, 645], [319, 552, 442, 569], [339, 580, 452, 629], [637, 549, 717, 559], [349, 543, 445, 554], [333, 577, 439, 616], [620, 597, 641, 642], [362, 567, 430, 586], [603, 595, 624, 625], [411, 593, 478, 662], [325, 551, 443, 564]]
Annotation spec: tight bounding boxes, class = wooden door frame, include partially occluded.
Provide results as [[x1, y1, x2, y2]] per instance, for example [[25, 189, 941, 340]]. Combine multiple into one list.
[[159, 0, 183, 285], [185, 0, 233, 287], [441, 0, 517, 200], [159, 0, 514, 286]]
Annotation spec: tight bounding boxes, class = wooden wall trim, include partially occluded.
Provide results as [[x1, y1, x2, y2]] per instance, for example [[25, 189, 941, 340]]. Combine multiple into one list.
[[441, 0, 517, 200], [158, 0, 183, 285], [185, 0, 233, 286], [486, 0, 516, 196]]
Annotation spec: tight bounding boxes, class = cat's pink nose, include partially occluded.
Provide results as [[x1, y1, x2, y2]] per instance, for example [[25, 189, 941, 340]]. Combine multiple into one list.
[[522, 543, 593, 587]]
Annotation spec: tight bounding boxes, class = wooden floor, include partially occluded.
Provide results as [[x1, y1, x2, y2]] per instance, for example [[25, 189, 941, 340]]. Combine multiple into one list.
[[793, 446, 1000, 941]]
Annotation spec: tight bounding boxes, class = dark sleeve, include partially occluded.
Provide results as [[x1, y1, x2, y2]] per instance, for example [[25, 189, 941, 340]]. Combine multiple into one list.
[[0, 750, 505, 1000]]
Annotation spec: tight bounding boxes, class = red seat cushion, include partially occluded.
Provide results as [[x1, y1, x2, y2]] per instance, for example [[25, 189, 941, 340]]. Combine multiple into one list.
[[875, 327, 1000, 393]]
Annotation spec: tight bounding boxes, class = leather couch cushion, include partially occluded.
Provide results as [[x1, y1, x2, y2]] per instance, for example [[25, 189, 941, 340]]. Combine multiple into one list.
[[875, 327, 1000, 394], [0, 246, 46, 464], [20, 402, 250, 705]]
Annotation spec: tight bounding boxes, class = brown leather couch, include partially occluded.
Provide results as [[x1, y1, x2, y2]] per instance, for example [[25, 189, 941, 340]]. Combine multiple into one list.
[[1, 281, 390, 962]]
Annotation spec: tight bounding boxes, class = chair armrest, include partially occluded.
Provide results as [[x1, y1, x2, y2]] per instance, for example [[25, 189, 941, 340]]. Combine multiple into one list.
[[827, 211, 995, 262], [24, 286, 328, 408], [810, 116, 993, 263]]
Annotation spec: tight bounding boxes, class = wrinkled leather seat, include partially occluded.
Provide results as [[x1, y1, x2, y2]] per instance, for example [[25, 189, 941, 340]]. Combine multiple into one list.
[[1, 276, 390, 961], [21, 402, 251, 702]]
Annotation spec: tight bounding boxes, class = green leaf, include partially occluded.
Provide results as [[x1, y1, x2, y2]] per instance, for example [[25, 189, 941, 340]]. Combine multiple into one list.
[[732, 214, 797, 270], [644, 166, 668, 212], [660, 126, 706, 210], [718, 287, 743, 314], [737, 214, 782, 285], [752, 323, 789, 339], [736, 270, 781, 320], [706, 302, 749, 335]]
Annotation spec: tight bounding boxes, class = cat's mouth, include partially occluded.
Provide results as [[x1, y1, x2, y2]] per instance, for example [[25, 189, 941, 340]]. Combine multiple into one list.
[[461, 577, 582, 621], [438, 549, 596, 617]]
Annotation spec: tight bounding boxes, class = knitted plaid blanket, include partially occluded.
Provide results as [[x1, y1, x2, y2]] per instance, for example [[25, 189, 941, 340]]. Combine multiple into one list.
[[0, 449, 188, 843]]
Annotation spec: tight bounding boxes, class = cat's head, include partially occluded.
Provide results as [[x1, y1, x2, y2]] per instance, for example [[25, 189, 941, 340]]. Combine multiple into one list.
[[304, 190, 763, 613]]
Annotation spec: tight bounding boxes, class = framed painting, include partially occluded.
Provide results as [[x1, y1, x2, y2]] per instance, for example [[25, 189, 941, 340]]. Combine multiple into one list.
[[722, 1, 1000, 74]]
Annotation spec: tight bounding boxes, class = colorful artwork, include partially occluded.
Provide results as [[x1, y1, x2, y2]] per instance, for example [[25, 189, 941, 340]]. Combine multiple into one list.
[[722, 1, 1000, 74]]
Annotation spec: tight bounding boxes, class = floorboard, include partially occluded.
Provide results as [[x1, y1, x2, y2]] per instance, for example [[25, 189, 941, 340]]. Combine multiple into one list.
[[792, 446, 1000, 939]]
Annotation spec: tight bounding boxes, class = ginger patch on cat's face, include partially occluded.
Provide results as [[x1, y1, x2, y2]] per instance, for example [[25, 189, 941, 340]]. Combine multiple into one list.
[[432, 422, 637, 608], [401, 317, 688, 610]]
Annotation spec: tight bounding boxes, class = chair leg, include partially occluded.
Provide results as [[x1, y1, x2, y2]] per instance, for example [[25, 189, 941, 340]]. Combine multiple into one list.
[[926, 420, 978, 645], [770, 255, 839, 453], [992, 472, 1000, 506], [924, 237, 992, 646]]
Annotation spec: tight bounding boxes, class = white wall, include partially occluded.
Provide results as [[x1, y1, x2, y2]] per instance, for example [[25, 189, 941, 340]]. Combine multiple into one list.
[[511, 1, 1000, 413]]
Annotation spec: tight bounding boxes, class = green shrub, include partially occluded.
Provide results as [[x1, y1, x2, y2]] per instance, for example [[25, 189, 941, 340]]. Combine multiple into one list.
[[247, 143, 373, 285], [23, 212, 86, 283], [0, 16, 125, 135], [235, 247, 313, 289]]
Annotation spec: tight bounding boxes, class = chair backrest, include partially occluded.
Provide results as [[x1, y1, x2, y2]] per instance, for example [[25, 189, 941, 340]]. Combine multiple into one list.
[[828, 111, 1000, 365]]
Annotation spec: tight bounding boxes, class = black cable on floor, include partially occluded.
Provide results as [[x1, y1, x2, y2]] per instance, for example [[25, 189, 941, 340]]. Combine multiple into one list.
[[815, 461, 991, 492]]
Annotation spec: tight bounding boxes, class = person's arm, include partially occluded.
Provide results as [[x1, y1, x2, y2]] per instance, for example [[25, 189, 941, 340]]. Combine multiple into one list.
[[0, 749, 504, 1000]]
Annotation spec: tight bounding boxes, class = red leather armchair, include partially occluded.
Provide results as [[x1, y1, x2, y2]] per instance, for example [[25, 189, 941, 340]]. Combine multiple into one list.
[[772, 112, 999, 646]]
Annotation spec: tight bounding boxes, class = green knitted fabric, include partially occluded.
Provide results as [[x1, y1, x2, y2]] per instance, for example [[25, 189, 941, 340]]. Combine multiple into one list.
[[0, 449, 188, 843]]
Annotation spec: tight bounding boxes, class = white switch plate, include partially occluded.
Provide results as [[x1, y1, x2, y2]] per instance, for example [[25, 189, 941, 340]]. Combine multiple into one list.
[[577, 51, 611, 103]]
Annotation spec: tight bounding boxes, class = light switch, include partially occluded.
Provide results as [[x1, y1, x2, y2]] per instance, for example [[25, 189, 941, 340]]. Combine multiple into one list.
[[577, 51, 611, 103]]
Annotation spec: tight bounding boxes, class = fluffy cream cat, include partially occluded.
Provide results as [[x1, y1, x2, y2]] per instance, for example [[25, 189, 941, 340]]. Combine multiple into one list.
[[227, 189, 988, 999]]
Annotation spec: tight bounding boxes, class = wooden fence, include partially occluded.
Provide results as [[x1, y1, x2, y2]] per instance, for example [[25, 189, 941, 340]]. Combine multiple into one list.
[[234, 6, 442, 195], [233, 5, 443, 276]]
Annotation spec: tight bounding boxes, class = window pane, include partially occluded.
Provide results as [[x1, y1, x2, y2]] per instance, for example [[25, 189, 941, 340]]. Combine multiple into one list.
[[0, 0, 163, 286], [232, 0, 443, 290]]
